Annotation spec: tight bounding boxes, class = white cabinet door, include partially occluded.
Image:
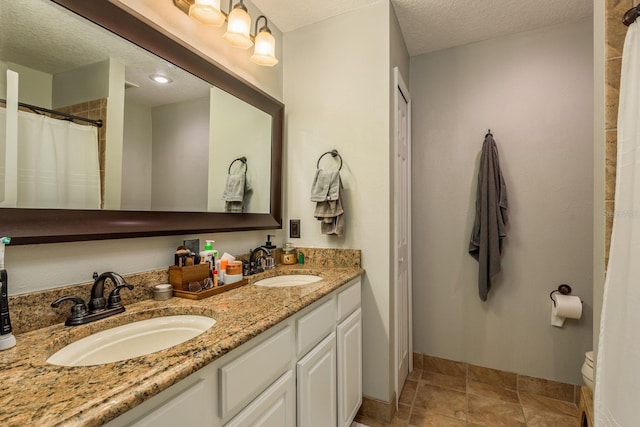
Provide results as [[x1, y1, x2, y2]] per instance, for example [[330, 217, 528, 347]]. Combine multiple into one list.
[[337, 308, 362, 427], [225, 371, 295, 427], [297, 332, 337, 427]]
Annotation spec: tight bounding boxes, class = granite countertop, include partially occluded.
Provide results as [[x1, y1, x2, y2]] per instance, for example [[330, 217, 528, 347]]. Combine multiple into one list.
[[0, 265, 364, 426]]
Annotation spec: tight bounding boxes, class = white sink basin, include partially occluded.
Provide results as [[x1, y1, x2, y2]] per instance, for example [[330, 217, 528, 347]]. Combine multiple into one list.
[[254, 274, 322, 287], [47, 315, 216, 367]]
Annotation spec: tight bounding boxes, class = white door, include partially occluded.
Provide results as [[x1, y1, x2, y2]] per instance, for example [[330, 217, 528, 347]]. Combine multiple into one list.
[[297, 332, 337, 427], [337, 308, 362, 427], [393, 67, 412, 403]]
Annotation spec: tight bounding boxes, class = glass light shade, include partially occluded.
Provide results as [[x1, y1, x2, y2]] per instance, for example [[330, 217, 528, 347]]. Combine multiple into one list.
[[250, 30, 278, 66], [189, 0, 225, 27], [223, 6, 253, 49]]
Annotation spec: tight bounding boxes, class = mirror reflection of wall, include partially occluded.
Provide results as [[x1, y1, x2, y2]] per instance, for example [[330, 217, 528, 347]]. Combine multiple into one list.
[[0, 0, 274, 214], [121, 96, 211, 212], [208, 87, 271, 214]]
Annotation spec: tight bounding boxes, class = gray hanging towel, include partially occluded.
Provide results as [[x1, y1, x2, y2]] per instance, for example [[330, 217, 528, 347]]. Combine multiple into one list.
[[469, 133, 508, 301]]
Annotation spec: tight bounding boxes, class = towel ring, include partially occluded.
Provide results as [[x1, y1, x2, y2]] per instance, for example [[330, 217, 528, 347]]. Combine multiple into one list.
[[316, 149, 342, 171], [485, 129, 493, 137], [228, 156, 247, 174]]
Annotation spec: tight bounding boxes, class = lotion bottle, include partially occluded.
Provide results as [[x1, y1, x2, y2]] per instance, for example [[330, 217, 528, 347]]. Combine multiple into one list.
[[200, 240, 216, 267]]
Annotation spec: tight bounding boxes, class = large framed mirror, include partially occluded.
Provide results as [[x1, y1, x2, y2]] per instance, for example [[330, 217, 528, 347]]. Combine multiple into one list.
[[0, 0, 283, 244]]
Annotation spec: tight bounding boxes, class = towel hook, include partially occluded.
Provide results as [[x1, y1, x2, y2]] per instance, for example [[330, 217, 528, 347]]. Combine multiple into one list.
[[316, 149, 343, 171], [228, 156, 247, 174]]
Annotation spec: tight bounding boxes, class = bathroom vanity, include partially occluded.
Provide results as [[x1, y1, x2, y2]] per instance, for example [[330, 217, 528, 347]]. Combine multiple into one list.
[[108, 277, 361, 427], [0, 264, 363, 426]]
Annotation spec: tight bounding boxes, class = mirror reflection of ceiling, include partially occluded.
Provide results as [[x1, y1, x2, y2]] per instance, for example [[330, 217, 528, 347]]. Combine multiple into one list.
[[0, 0, 211, 107]]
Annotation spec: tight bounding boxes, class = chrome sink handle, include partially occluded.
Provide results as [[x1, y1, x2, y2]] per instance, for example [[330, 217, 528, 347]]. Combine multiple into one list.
[[107, 284, 134, 309], [51, 296, 89, 322]]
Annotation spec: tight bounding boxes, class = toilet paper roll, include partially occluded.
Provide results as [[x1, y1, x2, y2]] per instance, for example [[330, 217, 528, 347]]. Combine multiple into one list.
[[553, 295, 582, 319], [551, 294, 582, 327]]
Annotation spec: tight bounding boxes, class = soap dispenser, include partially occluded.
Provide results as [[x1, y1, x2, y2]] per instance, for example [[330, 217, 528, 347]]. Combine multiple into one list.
[[264, 234, 276, 250]]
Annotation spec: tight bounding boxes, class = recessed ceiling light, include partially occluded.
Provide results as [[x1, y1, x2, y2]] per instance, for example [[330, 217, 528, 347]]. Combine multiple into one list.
[[149, 74, 172, 84]]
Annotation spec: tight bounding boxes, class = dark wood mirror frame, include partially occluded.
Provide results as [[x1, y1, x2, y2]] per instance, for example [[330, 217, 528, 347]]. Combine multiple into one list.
[[1, 0, 283, 245]]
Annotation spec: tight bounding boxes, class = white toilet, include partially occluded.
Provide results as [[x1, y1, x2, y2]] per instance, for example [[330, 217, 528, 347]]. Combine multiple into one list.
[[581, 350, 594, 392]]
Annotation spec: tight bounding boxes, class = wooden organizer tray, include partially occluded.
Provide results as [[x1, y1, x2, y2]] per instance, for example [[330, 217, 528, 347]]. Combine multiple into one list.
[[169, 264, 210, 290], [172, 278, 249, 300]]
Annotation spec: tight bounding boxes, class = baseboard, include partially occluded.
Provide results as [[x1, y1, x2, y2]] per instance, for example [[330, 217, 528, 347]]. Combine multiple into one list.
[[356, 392, 396, 424]]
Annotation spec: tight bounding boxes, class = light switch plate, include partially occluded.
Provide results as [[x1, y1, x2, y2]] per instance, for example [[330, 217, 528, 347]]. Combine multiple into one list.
[[290, 219, 300, 238], [183, 239, 200, 254]]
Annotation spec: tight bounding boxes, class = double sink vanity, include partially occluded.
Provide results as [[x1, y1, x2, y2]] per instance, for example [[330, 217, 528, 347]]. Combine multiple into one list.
[[0, 1, 363, 425], [0, 261, 363, 426]]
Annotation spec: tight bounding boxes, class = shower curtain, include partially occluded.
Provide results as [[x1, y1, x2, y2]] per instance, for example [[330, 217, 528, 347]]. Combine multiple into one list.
[[595, 19, 640, 426], [0, 108, 101, 209]]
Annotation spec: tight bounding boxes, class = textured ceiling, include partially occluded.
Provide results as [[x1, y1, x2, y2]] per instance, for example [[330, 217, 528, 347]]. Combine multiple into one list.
[[251, 0, 593, 56], [2, 0, 594, 105]]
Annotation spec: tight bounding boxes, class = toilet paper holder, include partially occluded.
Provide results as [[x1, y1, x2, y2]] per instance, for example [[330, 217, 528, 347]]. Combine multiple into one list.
[[549, 284, 573, 307], [550, 284, 583, 327]]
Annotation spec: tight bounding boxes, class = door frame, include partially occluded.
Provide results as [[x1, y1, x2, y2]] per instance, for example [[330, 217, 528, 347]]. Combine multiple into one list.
[[392, 66, 413, 405]]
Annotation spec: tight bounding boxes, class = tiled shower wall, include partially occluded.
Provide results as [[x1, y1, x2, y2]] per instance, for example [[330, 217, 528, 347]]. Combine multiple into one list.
[[605, 0, 637, 264]]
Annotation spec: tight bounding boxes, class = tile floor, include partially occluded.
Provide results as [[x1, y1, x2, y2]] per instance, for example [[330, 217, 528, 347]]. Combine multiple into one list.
[[354, 363, 579, 427]]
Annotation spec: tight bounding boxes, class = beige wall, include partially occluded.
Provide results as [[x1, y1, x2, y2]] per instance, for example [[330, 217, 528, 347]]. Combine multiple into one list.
[[52, 59, 110, 109], [283, 0, 397, 402], [208, 88, 272, 213], [151, 97, 210, 212], [121, 101, 153, 210], [410, 19, 593, 384], [3, 62, 53, 108]]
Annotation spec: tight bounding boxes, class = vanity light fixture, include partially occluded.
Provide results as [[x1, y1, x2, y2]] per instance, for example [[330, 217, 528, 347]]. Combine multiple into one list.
[[173, 0, 278, 66], [189, 0, 225, 26], [223, 0, 253, 49], [149, 74, 173, 84], [250, 16, 278, 66]]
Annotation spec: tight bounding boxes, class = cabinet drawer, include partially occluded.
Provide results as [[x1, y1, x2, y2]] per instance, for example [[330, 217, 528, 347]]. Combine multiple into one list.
[[219, 326, 293, 419], [297, 297, 336, 357], [337, 279, 361, 321]]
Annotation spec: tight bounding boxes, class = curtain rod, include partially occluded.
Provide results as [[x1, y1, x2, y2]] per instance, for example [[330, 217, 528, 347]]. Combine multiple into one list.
[[623, 4, 639, 26], [0, 99, 103, 128]]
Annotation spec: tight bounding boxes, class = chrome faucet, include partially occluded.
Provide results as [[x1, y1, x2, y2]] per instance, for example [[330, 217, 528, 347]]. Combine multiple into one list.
[[51, 272, 133, 326], [248, 246, 272, 275]]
